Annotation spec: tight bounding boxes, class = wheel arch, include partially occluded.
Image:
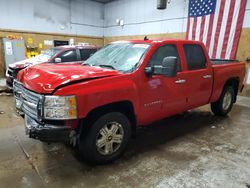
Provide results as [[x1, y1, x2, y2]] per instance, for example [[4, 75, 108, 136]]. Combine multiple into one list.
[[79, 100, 137, 138], [223, 77, 239, 103]]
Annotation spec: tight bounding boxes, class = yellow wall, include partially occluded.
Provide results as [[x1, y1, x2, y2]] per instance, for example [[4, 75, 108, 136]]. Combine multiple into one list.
[[104, 32, 185, 45], [236, 28, 250, 62], [0, 29, 104, 77]]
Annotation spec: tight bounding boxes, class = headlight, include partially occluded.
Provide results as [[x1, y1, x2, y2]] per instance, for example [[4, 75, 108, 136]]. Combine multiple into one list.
[[44, 96, 78, 120]]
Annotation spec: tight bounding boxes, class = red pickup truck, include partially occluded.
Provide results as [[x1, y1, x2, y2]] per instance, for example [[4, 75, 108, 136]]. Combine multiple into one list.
[[14, 39, 245, 164]]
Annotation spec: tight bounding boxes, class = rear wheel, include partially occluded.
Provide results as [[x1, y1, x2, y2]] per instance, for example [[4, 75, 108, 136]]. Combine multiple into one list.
[[211, 86, 235, 116], [78, 112, 131, 164]]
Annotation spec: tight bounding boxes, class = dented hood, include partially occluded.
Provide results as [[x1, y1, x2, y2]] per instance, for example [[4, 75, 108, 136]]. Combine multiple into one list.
[[18, 63, 120, 94]]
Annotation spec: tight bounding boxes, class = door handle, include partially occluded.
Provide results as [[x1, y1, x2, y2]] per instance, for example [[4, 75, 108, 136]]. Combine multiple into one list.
[[175, 79, 186, 84], [203, 75, 212, 79]]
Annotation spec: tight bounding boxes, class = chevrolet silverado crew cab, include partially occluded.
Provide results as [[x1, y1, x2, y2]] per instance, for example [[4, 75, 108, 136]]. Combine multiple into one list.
[[14, 39, 245, 164], [6, 45, 98, 89]]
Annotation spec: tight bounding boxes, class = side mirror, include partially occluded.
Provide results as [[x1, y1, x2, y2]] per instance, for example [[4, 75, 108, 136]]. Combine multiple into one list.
[[154, 57, 178, 77], [144, 66, 154, 77], [54, 58, 62, 63]]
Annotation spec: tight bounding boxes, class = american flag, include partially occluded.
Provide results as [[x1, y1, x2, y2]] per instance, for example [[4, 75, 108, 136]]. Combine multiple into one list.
[[186, 0, 247, 59]]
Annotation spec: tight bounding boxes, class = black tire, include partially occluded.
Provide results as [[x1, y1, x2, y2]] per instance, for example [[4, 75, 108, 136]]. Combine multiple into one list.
[[211, 86, 235, 116], [78, 112, 131, 164]]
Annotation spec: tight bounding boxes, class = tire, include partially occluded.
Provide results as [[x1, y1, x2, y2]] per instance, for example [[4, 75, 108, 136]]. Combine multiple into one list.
[[78, 112, 131, 164], [211, 86, 235, 116]]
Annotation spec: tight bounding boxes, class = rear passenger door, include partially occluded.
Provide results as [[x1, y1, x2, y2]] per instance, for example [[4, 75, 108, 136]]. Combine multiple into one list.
[[80, 49, 97, 61], [182, 44, 213, 109]]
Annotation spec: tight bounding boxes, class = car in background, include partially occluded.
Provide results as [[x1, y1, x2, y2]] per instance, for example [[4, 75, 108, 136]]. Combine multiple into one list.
[[6, 45, 99, 89]]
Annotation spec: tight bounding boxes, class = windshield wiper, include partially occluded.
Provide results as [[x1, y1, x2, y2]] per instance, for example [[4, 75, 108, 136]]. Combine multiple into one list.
[[98, 64, 116, 70]]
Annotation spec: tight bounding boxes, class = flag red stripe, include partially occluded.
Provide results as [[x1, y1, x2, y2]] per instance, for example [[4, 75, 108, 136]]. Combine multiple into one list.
[[212, 0, 226, 58], [221, 0, 236, 59], [206, 14, 214, 52], [199, 16, 206, 42], [192, 17, 197, 40], [186, 17, 190, 40], [230, 0, 247, 59]]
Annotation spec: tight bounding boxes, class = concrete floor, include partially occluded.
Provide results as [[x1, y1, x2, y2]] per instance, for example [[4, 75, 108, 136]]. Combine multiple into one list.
[[0, 66, 250, 188]]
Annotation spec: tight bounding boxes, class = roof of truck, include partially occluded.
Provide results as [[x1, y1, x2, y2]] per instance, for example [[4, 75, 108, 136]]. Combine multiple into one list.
[[111, 39, 204, 45]]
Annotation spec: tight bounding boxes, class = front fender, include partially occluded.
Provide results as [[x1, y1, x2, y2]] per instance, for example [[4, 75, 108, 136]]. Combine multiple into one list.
[[54, 76, 139, 119]]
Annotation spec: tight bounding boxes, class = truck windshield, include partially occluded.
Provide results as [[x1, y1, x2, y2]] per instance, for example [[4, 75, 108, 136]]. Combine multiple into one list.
[[84, 43, 150, 73], [32, 48, 61, 62]]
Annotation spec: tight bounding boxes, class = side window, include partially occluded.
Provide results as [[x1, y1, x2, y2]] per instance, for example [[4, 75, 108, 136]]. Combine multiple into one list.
[[148, 44, 180, 71], [183, 44, 207, 70], [80, 49, 97, 61], [57, 50, 78, 62]]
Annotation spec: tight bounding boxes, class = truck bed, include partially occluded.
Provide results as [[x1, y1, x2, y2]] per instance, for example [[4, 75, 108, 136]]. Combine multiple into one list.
[[210, 61, 245, 103], [211, 59, 239, 65]]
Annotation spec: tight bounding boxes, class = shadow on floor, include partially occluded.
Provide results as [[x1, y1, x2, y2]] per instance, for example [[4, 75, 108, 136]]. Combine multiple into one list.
[[73, 109, 226, 166]]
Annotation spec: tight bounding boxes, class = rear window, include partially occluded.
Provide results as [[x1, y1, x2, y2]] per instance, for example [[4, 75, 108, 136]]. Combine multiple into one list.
[[183, 44, 206, 70], [80, 49, 97, 61]]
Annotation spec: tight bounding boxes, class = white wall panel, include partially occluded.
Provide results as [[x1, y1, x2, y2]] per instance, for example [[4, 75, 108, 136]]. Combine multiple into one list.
[[104, 0, 189, 37], [0, 0, 104, 37], [243, 0, 250, 28]]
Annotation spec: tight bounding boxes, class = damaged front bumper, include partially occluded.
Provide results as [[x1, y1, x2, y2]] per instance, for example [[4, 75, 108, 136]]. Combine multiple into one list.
[[25, 115, 76, 143], [13, 80, 78, 144]]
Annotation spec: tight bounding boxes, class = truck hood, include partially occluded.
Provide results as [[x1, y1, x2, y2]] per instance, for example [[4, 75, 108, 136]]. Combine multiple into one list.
[[18, 64, 121, 94]]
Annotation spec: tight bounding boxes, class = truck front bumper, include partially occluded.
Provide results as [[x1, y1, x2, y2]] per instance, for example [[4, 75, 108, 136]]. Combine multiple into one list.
[[25, 115, 75, 143]]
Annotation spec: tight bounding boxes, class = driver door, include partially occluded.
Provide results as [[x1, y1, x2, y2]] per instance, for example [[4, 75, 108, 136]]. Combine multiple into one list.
[[139, 44, 187, 123]]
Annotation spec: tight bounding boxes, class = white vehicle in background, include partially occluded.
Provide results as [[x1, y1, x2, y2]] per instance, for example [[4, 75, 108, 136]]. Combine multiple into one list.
[[6, 45, 99, 89]]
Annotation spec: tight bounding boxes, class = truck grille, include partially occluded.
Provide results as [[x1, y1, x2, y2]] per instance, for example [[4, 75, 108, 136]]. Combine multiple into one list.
[[13, 80, 43, 120]]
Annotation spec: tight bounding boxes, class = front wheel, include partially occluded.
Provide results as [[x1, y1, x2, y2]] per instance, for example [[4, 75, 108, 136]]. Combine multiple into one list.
[[211, 86, 235, 116], [78, 112, 131, 164]]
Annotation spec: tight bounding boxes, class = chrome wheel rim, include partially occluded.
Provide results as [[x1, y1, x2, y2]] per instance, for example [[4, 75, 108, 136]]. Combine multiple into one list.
[[222, 91, 232, 111], [96, 122, 124, 156]]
